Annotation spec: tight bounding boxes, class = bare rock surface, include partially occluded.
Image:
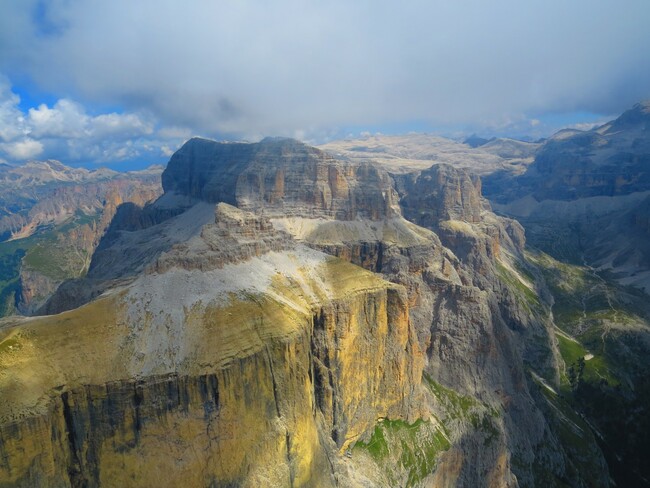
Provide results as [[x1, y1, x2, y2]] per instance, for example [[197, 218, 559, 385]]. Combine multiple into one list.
[[0, 137, 611, 487]]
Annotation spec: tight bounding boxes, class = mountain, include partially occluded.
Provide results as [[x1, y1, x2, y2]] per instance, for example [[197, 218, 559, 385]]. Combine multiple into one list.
[[485, 101, 650, 291], [319, 133, 540, 176], [1, 137, 623, 487], [463, 134, 490, 148], [321, 105, 650, 486], [0, 160, 163, 315], [481, 101, 650, 487], [485, 101, 650, 204]]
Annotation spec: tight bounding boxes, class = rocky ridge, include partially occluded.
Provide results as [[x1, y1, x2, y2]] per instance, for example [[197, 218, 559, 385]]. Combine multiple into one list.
[[485, 101, 650, 292], [1, 137, 610, 487], [451, 102, 650, 487]]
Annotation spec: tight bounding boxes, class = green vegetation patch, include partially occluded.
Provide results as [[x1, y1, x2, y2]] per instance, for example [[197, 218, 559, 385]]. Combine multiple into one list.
[[0, 213, 100, 315], [423, 373, 500, 446], [496, 261, 541, 312], [531, 374, 608, 488], [0, 335, 21, 355], [423, 373, 478, 418], [353, 418, 450, 487], [525, 250, 639, 333], [555, 332, 618, 388], [527, 250, 650, 486]]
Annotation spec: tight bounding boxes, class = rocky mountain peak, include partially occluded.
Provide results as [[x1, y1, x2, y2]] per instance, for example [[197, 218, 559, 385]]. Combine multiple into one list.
[[484, 100, 650, 203], [601, 99, 650, 133], [2, 129, 628, 487], [149, 202, 293, 274], [162, 136, 400, 220]]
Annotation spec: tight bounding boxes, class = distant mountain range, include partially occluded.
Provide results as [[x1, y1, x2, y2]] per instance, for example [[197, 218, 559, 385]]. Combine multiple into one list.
[[484, 101, 650, 293], [0, 160, 162, 314], [320, 132, 539, 176]]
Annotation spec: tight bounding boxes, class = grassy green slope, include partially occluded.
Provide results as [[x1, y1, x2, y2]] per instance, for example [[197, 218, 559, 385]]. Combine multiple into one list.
[[528, 250, 650, 487]]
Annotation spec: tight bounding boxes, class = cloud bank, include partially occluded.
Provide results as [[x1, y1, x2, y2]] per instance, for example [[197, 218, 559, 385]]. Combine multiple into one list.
[[0, 76, 187, 165], [1, 0, 649, 165]]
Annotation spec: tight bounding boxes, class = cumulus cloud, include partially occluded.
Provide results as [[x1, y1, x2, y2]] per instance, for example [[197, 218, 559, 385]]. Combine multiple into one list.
[[27, 99, 153, 140], [0, 77, 184, 165], [0, 138, 43, 159], [0, 0, 649, 157], [0, 77, 27, 142]]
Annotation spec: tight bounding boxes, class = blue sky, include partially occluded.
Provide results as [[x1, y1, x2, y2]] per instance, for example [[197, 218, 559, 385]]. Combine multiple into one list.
[[1, 0, 649, 169]]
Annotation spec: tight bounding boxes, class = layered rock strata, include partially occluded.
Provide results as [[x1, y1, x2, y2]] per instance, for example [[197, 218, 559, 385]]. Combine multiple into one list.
[[1, 137, 609, 487], [1, 217, 422, 487]]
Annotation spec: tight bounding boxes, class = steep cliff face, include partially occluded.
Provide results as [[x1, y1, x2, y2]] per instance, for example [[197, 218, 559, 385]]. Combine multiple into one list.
[[265, 144, 599, 486], [446, 103, 650, 487], [0, 137, 611, 487], [395, 164, 483, 226], [287, 227, 570, 486], [163, 137, 400, 219], [0, 200, 424, 487]]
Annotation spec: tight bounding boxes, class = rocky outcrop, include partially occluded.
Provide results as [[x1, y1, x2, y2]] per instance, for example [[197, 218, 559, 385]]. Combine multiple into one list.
[[394, 164, 483, 226], [0, 236, 421, 487], [151, 203, 294, 273], [269, 149, 577, 485], [17, 269, 58, 315], [163, 137, 400, 220]]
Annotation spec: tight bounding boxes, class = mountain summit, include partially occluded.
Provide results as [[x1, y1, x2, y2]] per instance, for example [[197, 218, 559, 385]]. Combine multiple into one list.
[[0, 136, 632, 487]]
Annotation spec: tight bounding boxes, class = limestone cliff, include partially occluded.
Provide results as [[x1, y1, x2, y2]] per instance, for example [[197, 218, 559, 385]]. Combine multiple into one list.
[[163, 137, 400, 219], [394, 163, 484, 226], [1, 202, 425, 487], [1, 137, 611, 487], [274, 164, 577, 486]]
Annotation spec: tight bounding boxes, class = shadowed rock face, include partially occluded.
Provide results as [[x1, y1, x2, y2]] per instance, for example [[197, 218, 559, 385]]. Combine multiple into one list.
[[484, 102, 650, 294], [484, 101, 650, 204], [394, 163, 483, 227], [163, 137, 399, 220]]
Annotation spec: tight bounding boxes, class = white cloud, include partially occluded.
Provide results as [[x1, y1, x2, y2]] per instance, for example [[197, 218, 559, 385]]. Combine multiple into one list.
[[26, 99, 153, 140], [154, 126, 190, 140], [0, 76, 27, 142], [28, 100, 88, 138], [0, 78, 183, 164], [1, 138, 43, 159], [160, 145, 177, 157], [0, 1, 649, 163]]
